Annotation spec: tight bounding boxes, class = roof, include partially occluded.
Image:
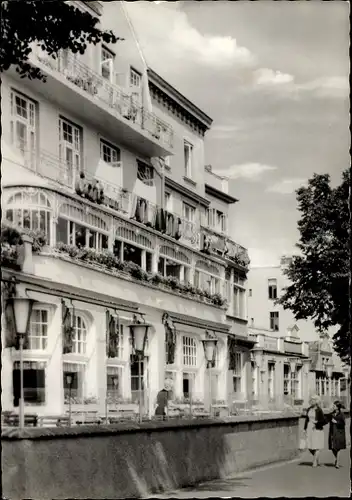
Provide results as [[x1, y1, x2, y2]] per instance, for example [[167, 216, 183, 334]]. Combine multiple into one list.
[[147, 68, 213, 132]]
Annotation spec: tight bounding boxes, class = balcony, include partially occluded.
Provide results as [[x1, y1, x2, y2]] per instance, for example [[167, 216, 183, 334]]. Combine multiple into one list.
[[16, 48, 174, 158], [200, 224, 250, 269], [2, 161, 229, 308], [284, 340, 303, 355], [204, 166, 229, 193], [249, 333, 279, 352]]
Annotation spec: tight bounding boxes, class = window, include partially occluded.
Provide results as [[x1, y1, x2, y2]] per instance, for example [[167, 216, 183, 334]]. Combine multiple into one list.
[[182, 336, 197, 367], [184, 141, 193, 178], [28, 309, 49, 350], [137, 161, 154, 186], [56, 217, 108, 251], [101, 46, 114, 82], [130, 356, 144, 403], [164, 192, 172, 212], [194, 270, 220, 295], [63, 362, 85, 403], [206, 209, 227, 233], [249, 289, 252, 297], [270, 311, 279, 331], [5, 191, 51, 244], [106, 366, 123, 400], [72, 314, 88, 355], [232, 352, 243, 395], [182, 372, 195, 399], [182, 203, 195, 223], [130, 68, 141, 88], [13, 361, 46, 405], [232, 286, 246, 319], [10, 90, 37, 163], [268, 278, 278, 300], [59, 117, 82, 186], [100, 139, 120, 166]]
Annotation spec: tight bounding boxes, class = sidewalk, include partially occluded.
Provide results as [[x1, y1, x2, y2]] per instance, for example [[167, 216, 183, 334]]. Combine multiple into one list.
[[150, 448, 351, 498]]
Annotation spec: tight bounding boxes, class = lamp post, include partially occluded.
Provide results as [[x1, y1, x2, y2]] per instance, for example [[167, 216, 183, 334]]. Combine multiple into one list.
[[8, 296, 34, 430], [202, 335, 218, 417], [325, 361, 334, 405], [128, 316, 151, 424], [66, 374, 73, 427]]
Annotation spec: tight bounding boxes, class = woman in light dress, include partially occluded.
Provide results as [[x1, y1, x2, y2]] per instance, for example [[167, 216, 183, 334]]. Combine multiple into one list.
[[303, 395, 328, 467]]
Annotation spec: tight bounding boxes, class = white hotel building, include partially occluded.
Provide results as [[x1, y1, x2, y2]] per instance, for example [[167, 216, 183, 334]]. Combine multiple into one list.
[[1, 1, 252, 418]]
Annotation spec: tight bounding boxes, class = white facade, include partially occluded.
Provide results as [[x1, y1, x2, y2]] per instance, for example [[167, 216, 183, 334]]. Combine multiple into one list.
[[1, 1, 251, 419]]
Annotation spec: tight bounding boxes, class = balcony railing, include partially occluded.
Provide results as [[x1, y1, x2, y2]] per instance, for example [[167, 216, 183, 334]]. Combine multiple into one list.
[[32, 48, 174, 149], [5, 146, 201, 249], [201, 225, 249, 268], [263, 336, 279, 351], [284, 340, 303, 355]]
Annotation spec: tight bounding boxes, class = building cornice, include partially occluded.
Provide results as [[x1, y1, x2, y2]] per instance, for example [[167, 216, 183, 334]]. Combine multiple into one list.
[[167, 311, 230, 334], [205, 184, 238, 204], [147, 68, 213, 137], [2, 270, 139, 314], [165, 176, 210, 208]]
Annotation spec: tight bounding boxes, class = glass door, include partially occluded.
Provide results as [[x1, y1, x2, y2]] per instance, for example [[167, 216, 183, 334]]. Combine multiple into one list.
[[59, 118, 81, 188]]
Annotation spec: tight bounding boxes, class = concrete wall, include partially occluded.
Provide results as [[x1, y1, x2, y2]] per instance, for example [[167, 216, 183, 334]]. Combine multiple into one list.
[[2, 415, 300, 499]]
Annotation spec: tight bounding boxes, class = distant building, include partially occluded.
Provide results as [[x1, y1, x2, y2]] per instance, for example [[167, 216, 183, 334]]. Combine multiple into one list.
[[247, 257, 349, 408]]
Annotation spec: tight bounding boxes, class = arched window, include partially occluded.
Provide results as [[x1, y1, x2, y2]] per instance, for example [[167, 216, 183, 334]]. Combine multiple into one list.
[[5, 190, 52, 243], [72, 314, 88, 354], [57, 201, 109, 251]]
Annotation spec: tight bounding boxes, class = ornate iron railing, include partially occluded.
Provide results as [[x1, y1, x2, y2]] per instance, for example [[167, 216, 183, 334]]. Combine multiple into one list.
[[32, 48, 174, 149]]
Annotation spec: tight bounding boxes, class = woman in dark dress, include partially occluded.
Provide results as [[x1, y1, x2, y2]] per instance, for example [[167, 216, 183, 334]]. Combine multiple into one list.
[[327, 400, 346, 468]]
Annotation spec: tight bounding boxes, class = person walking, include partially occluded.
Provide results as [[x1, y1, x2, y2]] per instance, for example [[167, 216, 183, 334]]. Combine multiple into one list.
[[304, 395, 328, 467], [327, 400, 346, 468]]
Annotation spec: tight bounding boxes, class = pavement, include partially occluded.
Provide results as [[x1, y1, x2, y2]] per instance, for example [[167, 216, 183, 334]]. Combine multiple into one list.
[[149, 448, 351, 498]]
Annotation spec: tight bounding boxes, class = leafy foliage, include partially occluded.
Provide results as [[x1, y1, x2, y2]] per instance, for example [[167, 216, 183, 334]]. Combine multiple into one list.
[[0, 0, 121, 81], [277, 170, 350, 364]]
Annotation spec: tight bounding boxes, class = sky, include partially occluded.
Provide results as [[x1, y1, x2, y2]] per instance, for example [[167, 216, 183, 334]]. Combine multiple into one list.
[[125, 1, 350, 267]]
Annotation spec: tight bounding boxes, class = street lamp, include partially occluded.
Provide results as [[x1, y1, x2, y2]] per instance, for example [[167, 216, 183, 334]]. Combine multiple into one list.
[[202, 333, 218, 417], [128, 315, 151, 424], [325, 361, 334, 402], [7, 296, 34, 430], [65, 374, 73, 427]]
